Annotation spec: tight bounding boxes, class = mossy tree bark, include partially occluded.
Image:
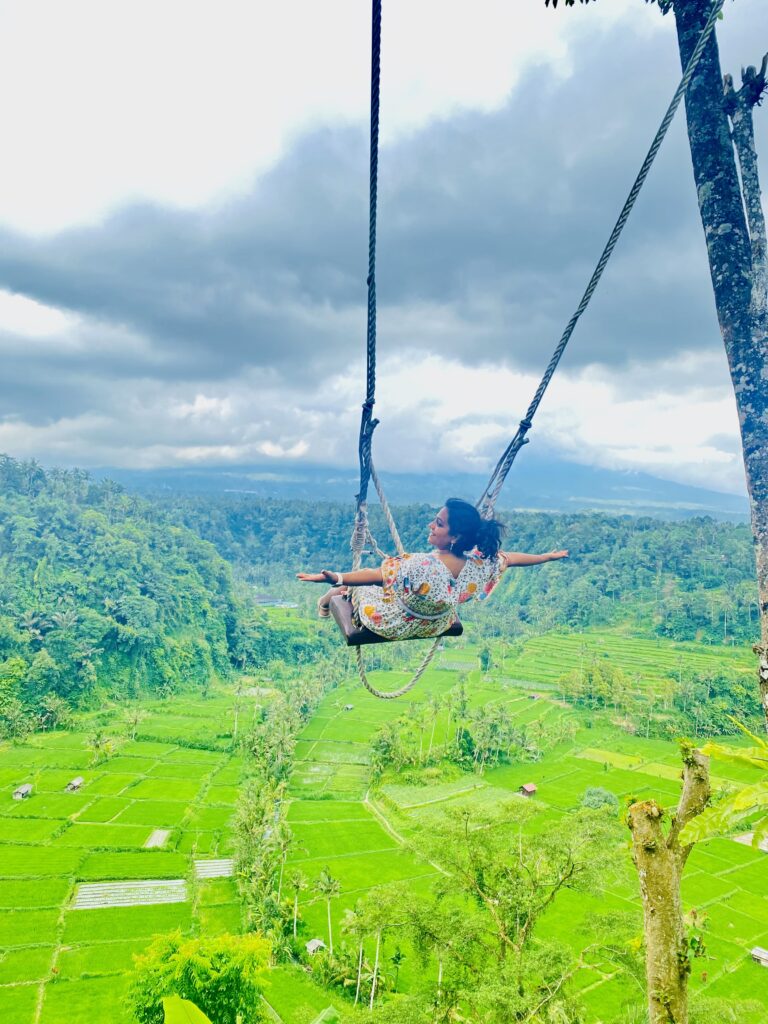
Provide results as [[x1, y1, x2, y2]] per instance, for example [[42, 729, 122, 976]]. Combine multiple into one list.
[[672, 0, 768, 722], [627, 747, 710, 1024], [722, 52, 768, 714]]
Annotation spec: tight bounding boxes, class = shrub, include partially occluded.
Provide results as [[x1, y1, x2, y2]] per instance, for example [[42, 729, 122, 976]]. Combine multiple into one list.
[[580, 787, 619, 812], [130, 931, 271, 1024]]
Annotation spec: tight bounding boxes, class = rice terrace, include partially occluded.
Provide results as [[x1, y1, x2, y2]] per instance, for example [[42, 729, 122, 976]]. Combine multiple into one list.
[[0, 625, 767, 1023]]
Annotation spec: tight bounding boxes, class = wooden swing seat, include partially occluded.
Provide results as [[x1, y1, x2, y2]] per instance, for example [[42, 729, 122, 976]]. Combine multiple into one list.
[[329, 595, 463, 647]]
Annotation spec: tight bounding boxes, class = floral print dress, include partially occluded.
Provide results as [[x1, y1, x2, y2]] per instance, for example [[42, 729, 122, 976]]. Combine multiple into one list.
[[355, 550, 505, 640]]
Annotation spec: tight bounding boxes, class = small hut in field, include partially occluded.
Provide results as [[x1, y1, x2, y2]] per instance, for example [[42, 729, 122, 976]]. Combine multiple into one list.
[[306, 938, 326, 956], [751, 947, 768, 967], [519, 783, 537, 798], [66, 777, 84, 792], [13, 784, 32, 801]]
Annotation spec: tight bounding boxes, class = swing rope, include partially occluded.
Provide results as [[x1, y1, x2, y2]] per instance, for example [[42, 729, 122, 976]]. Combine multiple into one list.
[[349, 0, 724, 699], [476, 0, 725, 518]]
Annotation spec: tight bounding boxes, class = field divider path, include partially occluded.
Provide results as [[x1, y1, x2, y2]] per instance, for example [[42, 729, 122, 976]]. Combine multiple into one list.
[[33, 848, 86, 1024], [260, 993, 285, 1023], [290, 846, 400, 865], [364, 791, 449, 878], [186, 752, 237, 931]]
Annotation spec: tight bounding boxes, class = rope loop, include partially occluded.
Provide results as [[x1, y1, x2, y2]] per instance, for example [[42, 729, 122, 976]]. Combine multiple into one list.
[[356, 639, 441, 700]]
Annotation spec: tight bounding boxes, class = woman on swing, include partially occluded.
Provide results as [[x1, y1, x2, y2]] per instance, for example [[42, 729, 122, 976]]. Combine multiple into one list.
[[297, 498, 568, 641]]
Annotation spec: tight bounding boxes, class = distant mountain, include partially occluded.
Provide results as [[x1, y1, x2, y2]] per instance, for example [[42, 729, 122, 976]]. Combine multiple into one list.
[[94, 456, 749, 522]]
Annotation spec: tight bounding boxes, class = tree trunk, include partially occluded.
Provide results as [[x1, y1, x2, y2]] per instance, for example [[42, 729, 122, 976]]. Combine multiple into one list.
[[672, 1, 768, 721], [327, 899, 334, 957], [723, 53, 768, 715], [293, 894, 298, 939], [428, 718, 437, 760], [355, 942, 364, 1006], [370, 930, 381, 1010], [627, 747, 710, 1024]]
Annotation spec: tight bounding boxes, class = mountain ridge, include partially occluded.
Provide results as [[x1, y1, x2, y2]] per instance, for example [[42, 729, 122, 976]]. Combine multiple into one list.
[[93, 457, 748, 522]]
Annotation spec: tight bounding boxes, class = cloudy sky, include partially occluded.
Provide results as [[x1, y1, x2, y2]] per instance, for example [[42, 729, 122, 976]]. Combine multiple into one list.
[[0, 0, 765, 494]]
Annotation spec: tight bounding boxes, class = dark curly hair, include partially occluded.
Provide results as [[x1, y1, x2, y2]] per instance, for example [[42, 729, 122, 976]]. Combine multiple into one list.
[[444, 498, 505, 559]]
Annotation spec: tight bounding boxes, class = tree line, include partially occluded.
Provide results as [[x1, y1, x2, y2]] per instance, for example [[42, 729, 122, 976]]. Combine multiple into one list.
[[0, 455, 331, 736], [158, 493, 759, 644]]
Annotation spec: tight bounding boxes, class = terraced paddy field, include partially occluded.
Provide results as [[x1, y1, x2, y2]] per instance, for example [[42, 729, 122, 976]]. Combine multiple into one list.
[[496, 630, 753, 690], [1, 627, 766, 1024], [0, 695, 245, 1024], [288, 643, 768, 1023]]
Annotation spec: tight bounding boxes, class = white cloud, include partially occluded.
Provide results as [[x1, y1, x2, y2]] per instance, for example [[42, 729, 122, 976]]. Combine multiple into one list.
[[171, 394, 232, 421], [0, 289, 75, 337], [0, 0, 762, 500], [0, 344, 745, 493], [0, 0, 661, 235], [351, 351, 745, 492]]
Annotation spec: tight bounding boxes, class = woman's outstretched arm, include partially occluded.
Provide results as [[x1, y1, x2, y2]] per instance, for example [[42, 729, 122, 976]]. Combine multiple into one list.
[[502, 550, 569, 568], [296, 568, 384, 586]]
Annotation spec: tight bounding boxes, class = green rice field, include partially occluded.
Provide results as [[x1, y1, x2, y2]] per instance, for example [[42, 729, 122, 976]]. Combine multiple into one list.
[[284, 630, 768, 1023], [2, 627, 768, 1023], [497, 630, 753, 689], [0, 695, 244, 1024]]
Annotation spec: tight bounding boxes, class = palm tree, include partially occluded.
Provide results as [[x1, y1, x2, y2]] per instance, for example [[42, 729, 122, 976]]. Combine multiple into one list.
[[412, 704, 430, 764], [443, 691, 456, 757], [454, 677, 469, 754], [314, 867, 341, 956], [273, 824, 293, 904], [389, 946, 406, 992], [123, 707, 146, 741], [341, 904, 367, 1006], [232, 677, 245, 743], [86, 729, 113, 765], [289, 869, 307, 940], [426, 695, 442, 761], [359, 884, 405, 1010]]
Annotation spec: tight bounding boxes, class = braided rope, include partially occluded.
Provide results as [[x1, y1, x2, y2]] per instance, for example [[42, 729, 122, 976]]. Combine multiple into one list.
[[355, 0, 382, 514], [357, 459, 441, 698], [476, 0, 725, 517], [356, 638, 442, 700], [371, 462, 405, 555], [349, 0, 444, 700]]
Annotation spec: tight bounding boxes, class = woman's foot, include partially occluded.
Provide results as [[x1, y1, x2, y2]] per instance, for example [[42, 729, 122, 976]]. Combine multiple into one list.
[[317, 586, 347, 619]]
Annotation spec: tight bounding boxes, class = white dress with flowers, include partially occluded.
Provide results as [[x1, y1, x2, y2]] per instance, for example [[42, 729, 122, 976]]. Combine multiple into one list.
[[355, 550, 505, 640]]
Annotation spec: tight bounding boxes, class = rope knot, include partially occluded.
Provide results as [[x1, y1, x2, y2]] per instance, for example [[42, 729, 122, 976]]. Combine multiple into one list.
[[519, 418, 533, 433]]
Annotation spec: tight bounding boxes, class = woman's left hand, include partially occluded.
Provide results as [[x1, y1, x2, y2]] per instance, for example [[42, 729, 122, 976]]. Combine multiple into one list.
[[548, 550, 569, 561], [296, 570, 339, 584]]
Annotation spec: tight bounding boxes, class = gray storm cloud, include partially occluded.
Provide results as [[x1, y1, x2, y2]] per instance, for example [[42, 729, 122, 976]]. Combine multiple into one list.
[[0, 5, 762, 481], [0, 22, 730, 387]]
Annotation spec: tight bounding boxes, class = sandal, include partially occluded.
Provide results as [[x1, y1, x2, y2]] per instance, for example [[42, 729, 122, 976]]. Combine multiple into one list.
[[317, 596, 331, 619]]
